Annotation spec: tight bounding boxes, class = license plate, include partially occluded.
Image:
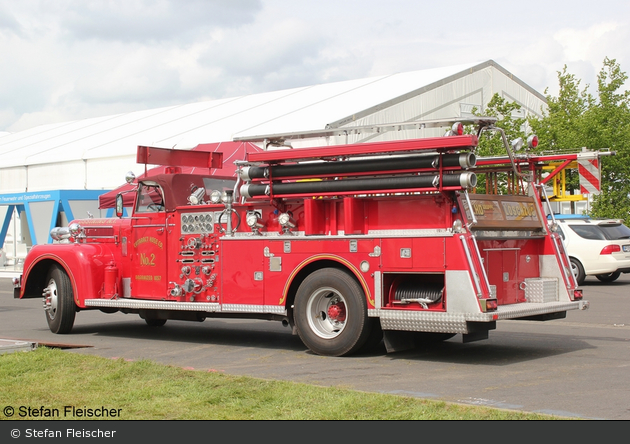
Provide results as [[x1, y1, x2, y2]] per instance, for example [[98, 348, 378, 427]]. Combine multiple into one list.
[[624, 245, 630, 252]]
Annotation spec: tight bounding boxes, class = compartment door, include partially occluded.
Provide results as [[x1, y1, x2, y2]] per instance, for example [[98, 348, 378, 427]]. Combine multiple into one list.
[[484, 249, 520, 305]]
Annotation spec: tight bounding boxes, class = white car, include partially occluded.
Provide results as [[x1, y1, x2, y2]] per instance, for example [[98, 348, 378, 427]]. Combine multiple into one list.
[[551, 216, 630, 285]]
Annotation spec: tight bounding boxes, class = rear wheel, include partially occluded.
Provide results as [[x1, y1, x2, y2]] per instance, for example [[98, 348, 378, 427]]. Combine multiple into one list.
[[294, 268, 372, 357], [570, 258, 585, 286], [43, 265, 76, 334], [595, 271, 621, 283]]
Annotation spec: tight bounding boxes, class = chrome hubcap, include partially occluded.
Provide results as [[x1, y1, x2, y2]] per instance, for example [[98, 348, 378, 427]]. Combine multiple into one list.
[[306, 287, 347, 339], [43, 279, 58, 320]]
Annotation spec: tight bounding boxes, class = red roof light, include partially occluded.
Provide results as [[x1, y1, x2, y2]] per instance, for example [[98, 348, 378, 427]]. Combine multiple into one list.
[[527, 134, 538, 149]]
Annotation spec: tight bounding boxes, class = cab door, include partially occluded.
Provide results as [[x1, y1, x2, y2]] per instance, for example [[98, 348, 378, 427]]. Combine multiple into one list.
[[130, 182, 168, 299]]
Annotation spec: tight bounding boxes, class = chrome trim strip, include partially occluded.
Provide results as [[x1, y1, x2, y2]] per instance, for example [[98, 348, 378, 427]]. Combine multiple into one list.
[[459, 235, 482, 296], [373, 271, 382, 311], [470, 234, 492, 292], [227, 229, 455, 240], [85, 299, 287, 315]]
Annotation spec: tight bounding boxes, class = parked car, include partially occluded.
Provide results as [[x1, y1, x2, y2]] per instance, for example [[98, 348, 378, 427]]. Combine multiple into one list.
[[550, 215, 630, 285]]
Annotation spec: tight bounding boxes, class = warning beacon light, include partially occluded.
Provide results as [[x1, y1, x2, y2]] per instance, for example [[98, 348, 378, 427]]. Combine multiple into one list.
[[444, 122, 464, 137]]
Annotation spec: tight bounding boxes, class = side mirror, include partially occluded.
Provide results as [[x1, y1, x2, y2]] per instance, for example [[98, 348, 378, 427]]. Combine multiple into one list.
[[115, 193, 124, 218]]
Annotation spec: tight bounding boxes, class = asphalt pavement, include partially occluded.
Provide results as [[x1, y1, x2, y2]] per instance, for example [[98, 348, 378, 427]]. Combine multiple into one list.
[[1, 271, 629, 420]]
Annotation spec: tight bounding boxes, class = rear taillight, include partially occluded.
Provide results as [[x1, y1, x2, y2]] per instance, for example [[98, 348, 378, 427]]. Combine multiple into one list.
[[600, 244, 621, 255], [483, 299, 498, 311], [573, 289, 583, 300]]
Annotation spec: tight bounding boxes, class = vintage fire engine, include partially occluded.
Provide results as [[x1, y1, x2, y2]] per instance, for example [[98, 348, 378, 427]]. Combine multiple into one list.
[[14, 118, 590, 356]]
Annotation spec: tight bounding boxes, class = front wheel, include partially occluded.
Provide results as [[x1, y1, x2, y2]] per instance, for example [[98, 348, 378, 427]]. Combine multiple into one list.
[[43, 265, 77, 334], [294, 268, 372, 357]]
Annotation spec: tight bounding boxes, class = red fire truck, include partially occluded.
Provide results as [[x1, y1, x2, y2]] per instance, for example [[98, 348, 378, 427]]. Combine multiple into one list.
[[13, 118, 590, 356]]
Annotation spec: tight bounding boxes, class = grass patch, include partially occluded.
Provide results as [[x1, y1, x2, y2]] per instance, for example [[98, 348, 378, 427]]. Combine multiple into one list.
[[1, 347, 566, 420]]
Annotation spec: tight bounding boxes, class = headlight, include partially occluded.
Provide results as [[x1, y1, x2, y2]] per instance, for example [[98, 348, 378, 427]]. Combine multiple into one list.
[[69, 223, 83, 238], [50, 227, 71, 241]]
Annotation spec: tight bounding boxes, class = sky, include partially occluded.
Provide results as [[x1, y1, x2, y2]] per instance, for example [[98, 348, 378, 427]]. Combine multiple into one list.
[[1, 0, 629, 133]]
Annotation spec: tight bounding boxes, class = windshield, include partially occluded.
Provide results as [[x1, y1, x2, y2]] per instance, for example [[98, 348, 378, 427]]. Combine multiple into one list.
[[136, 183, 164, 213], [203, 178, 236, 193]]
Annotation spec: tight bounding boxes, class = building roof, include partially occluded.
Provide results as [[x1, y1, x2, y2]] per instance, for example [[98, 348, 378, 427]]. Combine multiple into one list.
[[0, 60, 545, 168]]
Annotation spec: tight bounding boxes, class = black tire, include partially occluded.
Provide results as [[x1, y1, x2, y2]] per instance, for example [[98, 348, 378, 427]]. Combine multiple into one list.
[[44, 265, 76, 334], [595, 271, 621, 283], [294, 268, 372, 357], [144, 318, 167, 327], [570, 258, 586, 286]]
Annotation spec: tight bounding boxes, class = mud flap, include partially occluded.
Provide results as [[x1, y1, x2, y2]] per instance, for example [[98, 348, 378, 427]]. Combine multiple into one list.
[[382, 330, 417, 353], [462, 321, 495, 343]]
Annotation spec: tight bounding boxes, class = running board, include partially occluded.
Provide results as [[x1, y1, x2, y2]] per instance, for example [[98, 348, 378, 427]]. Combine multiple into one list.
[[85, 298, 221, 312]]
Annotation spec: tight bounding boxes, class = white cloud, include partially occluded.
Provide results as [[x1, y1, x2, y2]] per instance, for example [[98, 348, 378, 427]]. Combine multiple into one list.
[[1, 0, 630, 132], [554, 22, 621, 62]]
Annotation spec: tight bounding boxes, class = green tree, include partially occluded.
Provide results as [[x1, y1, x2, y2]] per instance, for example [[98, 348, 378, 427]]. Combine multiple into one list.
[[529, 57, 630, 219], [585, 58, 630, 219], [528, 65, 591, 153], [474, 93, 528, 157], [471, 93, 531, 193], [527, 65, 592, 196]]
